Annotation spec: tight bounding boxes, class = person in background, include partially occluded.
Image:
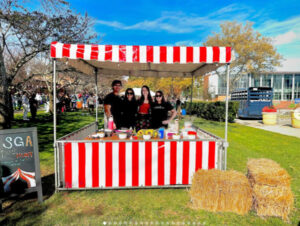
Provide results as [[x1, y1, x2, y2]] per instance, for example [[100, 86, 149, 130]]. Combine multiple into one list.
[[136, 85, 153, 131], [17, 93, 22, 110], [121, 88, 138, 129], [104, 80, 123, 129], [29, 93, 38, 121], [87, 93, 96, 113], [22, 92, 29, 121], [71, 94, 77, 111], [151, 90, 177, 129], [83, 93, 88, 109]]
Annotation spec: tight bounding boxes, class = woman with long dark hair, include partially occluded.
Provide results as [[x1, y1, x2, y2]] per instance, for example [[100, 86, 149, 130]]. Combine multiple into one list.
[[121, 88, 138, 129], [136, 85, 153, 131], [151, 90, 177, 129]]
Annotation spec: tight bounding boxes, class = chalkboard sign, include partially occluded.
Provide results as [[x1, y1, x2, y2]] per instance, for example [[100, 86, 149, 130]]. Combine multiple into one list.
[[0, 127, 42, 204]]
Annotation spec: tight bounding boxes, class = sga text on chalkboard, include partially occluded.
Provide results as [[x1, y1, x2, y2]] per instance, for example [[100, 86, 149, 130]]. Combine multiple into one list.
[[0, 127, 42, 203]]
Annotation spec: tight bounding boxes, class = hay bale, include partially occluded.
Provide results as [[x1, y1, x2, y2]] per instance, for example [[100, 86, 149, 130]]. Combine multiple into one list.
[[247, 158, 290, 187], [190, 169, 252, 215], [247, 158, 294, 221]]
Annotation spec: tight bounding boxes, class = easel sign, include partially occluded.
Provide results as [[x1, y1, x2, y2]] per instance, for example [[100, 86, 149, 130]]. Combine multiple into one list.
[[0, 127, 43, 208]]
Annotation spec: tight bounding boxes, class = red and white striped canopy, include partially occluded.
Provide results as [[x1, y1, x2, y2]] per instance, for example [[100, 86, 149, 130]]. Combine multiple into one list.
[[50, 42, 232, 77]]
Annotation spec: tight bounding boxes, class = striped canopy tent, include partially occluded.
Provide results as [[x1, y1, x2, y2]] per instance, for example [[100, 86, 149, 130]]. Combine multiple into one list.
[[50, 42, 232, 171]]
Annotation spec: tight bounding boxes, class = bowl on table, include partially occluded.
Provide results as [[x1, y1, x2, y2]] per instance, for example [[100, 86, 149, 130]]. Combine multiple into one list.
[[143, 134, 151, 140], [188, 134, 196, 139], [118, 133, 127, 139], [97, 132, 105, 138], [172, 134, 180, 140]]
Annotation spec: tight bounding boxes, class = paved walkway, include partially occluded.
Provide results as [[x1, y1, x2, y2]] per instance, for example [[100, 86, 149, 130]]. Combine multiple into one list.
[[235, 119, 300, 139]]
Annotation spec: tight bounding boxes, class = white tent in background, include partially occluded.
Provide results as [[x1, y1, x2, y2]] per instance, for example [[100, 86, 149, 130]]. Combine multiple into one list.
[[120, 87, 155, 96]]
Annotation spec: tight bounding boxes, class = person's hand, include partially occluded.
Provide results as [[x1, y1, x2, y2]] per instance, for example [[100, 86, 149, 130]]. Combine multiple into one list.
[[162, 120, 169, 125]]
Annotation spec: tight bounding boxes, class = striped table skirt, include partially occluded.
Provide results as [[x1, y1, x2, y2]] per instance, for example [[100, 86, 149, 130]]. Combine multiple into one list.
[[61, 140, 219, 189]]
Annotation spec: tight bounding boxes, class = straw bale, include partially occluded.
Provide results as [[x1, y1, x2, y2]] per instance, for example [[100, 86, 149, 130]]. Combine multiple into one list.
[[253, 184, 294, 221], [247, 158, 290, 187], [189, 169, 252, 215]]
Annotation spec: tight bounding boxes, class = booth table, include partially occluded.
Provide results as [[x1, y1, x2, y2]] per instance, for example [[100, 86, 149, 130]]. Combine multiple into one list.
[[56, 123, 226, 190]]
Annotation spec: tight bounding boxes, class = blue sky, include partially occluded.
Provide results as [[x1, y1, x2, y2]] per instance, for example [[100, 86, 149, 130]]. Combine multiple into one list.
[[48, 1, 300, 71]]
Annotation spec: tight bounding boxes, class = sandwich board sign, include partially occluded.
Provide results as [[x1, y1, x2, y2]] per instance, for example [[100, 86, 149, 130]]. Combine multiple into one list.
[[0, 127, 43, 208]]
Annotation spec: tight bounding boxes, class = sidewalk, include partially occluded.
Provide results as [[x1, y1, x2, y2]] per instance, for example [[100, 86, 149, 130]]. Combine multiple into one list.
[[235, 119, 300, 139]]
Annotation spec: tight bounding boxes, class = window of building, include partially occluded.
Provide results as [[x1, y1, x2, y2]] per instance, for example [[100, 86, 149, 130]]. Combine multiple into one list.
[[295, 74, 300, 99], [262, 74, 271, 87], [273, 74, 282, 100], [253, 75, 260, 87], [283, 74, 293, 100]]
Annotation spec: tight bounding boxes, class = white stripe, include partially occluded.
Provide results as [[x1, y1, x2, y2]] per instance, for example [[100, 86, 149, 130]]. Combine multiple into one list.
[[139, 142, 145, 186], [206, 47, 213, 63], [112, 142, 119, 187], [98, 45, 105, 61], [153, 46, 160, 63], [166, 46, 173, 64], [112, 45, 119, 62], [202, 141, 209, 169], [215, 142, 219, 169], [71, 143, 79, 188], [140, 46, 147, 63], [83, 44, 92, 60], [55, 43, 63, 58], [164, 142, 170, 185], [152, 142, 158, 186], [176, 141, 183, 184], [99, 142, 106, 187], [180, 46, 186, 64], [85, 143, 92, 188], [126, 45, 133, 63], [219, 47, 226, 63], [193, 47, 199, 63], [69, 44, 77, 59], [189, 141, 196, 184], [125, 142, 132, 187]]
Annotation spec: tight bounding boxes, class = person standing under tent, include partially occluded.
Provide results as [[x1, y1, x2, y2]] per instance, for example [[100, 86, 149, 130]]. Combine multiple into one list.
[[104, 80, 123, 129], [151, 90, 177, 129], [136, 85, 153, 131], [22, 92, 30, 121], [121, 88, 138, 129]]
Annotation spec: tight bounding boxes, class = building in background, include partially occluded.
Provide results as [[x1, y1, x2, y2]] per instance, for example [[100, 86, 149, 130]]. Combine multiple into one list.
[[208, 72, 300, 101]]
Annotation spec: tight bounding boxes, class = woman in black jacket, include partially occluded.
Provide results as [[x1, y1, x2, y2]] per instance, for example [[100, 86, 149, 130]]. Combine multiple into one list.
[[121, 88, 138, 129]]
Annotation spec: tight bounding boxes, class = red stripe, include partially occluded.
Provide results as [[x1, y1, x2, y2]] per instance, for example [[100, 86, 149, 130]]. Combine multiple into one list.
[[195, 141, 203, 171], [160, 46, 167, 63], [64, 143, 72, 188], [62, 44, 71, 57], [147, 46, 153, 62], [51, 42, 57, 58], [76, 44, 85, 59], [226, 47, 231, 62], [170, 141, 177, 185], [91, 45, 99, 60], [119, 45, 126, 62], [213, 47, 220, 62], [173, 46, 180, 63], [132, 142, 139, 186], [92, 142, 99, 187], [133, 46, 140, 62], [208, 141, 216, 169], [145, 141, 152, 186], [182, 141, 190, 184], [105, 45, 112, 61], [186, 47, 193, 63], [105, 142, 112, 187], [78, 143, 86, 188], [200, 47, 207, 62], [119, 142, 126, 187], [158, 141, 165, 185]]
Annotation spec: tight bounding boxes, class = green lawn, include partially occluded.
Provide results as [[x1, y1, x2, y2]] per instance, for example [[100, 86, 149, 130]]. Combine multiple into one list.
[[1, 111, 299, 225]]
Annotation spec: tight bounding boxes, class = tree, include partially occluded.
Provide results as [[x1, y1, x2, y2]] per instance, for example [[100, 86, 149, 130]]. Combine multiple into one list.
[[0, 0, 96, 129], [204, 21, 282, 92]]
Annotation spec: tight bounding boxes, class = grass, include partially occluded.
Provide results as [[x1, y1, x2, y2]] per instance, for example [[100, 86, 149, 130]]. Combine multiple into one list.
[[1, 111, 300, 225]]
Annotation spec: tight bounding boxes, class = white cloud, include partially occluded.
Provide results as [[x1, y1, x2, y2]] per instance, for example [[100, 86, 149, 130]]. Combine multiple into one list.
[[275, 58, 300, 72], [273, 31, 297, 45]]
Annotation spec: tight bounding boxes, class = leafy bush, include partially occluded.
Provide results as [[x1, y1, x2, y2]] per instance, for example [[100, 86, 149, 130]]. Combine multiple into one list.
[[183, 101, 239, 122]]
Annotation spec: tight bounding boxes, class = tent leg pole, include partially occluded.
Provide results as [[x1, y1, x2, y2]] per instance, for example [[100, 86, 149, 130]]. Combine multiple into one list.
[[95, 68, 98, 126], [53, 59, 57, 191], [224, 63, 230, 170], [190, 74, 194, 116]]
